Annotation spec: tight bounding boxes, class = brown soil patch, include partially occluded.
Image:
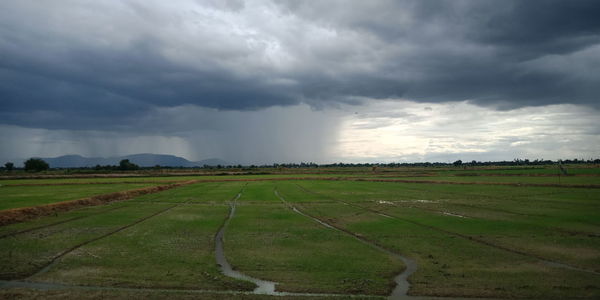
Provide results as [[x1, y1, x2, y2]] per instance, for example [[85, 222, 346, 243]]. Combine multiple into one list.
[[4, 181, 182, 187], [0, 180, 197, 226]]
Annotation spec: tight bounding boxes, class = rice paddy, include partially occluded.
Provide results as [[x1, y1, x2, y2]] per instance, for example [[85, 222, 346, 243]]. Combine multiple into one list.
[[1, 165, 598, 299]]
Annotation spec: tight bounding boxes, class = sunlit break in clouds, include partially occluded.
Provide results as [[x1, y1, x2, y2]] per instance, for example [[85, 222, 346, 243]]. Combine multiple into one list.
[[1, 0, 599, 164]]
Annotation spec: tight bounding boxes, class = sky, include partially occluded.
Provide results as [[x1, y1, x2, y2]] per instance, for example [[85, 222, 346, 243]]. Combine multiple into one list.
[[1, 0, 599, 164]]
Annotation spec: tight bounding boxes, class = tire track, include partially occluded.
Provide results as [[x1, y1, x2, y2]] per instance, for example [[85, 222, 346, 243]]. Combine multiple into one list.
[[24, 204, 180, 280], [274, 189, 417, 299], [294, 184, 600, 276]]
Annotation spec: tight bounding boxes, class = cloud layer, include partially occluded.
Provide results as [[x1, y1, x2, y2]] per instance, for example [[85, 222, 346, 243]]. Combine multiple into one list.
[[1, 1, 599, 163], [1, 0, 599, 132], [0, 104, 342, 164]]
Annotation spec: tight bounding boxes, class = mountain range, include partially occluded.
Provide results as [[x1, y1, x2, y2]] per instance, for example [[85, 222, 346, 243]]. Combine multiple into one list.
[[4, 154, 229, 168]]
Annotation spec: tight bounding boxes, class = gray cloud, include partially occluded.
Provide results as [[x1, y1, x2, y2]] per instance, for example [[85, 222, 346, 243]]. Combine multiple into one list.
[[0, 0, 599, 131], [0, 104, 342, 164]]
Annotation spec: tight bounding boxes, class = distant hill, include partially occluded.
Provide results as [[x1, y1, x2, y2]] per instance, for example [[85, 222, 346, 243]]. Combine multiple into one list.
[[121, 154, 197, 167], [196, 158, 230, 167], [15, 154, 229, 168]]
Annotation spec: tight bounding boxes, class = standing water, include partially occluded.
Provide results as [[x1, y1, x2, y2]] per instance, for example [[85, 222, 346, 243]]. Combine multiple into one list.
[[214, 192, 279, 294]]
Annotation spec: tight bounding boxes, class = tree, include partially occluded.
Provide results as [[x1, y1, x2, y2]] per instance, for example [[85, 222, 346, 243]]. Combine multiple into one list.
[[4, 162, 14, 171], [119, 159, 139, 170], [24, 158, 49, 172], [453, 160, 463, 166]]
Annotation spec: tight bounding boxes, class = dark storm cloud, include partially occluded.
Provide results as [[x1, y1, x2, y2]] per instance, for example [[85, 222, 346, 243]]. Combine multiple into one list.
[[1, 0, 599, 130]]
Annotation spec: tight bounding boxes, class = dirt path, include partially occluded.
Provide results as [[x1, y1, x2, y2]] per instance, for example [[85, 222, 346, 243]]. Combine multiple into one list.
[[274, 189, 417, 299], [294, 184, 600, 276]]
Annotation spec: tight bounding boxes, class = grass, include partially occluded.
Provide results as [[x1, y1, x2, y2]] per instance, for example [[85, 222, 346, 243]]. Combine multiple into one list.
[[0, 166, 598, 299], [381, 175, 600, 185], [0, 174, 363, 186], [225, 182, 403, 295], [0, 202, 172, 279], [0, 202, 130, 237], [1, 183, 254, 290], [0, 287, 379, 300], [34, 204, 252, 291], [439, 165, 600, 176], [0, 184, 159, 210], [0, 177, 188, 185], [276, 180, 599, 298]]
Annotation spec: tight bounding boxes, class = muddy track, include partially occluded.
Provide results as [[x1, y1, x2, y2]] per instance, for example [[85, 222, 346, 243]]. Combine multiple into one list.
[[294, 184, 600, 276], [274, 189, 417, 299], [0, 180, 197, 226], [0, 205, 128, 239], [214, 186, 278, 295], [23, 204, 180, 280]]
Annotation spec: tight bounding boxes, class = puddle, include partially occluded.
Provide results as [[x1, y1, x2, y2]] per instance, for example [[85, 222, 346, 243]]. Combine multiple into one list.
[[406, 199, 438, 203], [214, 192, 279, 295], [377, 200, 394, 205], [442, 212, 467, 218], [377, 213, 393, 219]]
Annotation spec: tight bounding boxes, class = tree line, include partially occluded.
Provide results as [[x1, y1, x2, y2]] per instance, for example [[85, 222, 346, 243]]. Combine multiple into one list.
[[2, 157, 599, 172], [2, 159, 140, 172]]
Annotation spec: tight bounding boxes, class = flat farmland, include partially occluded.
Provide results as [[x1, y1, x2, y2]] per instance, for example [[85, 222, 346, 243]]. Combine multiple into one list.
[[0, 167, 599, 299], [0, 184, 161, 210]]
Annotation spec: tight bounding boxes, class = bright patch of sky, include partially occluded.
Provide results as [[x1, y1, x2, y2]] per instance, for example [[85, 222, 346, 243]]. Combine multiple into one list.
[[334, 100, 599, 163]]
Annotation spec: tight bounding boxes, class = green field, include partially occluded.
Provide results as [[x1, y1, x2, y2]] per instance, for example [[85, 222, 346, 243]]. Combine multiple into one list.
[[0, 166, 599, 299], [0, 184, 160, 210]]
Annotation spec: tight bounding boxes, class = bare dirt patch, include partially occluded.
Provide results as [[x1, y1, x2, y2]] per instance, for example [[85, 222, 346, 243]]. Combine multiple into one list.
[[0, 181, 197, 226], [3, 181, 182, 187]]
